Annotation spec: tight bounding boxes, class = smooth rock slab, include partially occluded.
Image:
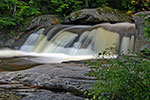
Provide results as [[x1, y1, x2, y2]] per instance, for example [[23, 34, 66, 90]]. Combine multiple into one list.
[[0, 92, 21, 100], [0, 62, 95, 99], [22, 91, 84, 100]]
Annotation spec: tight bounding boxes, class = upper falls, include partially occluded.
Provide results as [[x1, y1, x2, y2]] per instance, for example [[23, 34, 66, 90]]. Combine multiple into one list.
[[20, 22, 136, 56]]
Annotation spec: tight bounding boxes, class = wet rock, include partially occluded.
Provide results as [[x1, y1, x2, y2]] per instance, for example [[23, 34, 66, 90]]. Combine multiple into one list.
[[0, 17, 34, 49], [0, 81, 53, 97], [0, 37, 14, 48], [14, 15, 60, 49], [0, 56, 42, 71], [22, 91, 84, 100], [0, 82, 85, 100], [0, 62, 95, 99], [133, 11, 150, 51], [65, 7, 133, 24], [0, 63, 95, 92], [0, 15, 60, 49], [27, 15, 60, 30], [133, 11, 150, 37], [139, 43, 150, 51], [0, 92, 21, 100]]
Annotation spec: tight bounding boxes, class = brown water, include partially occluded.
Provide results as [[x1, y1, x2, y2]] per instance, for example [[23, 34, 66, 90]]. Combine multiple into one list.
[[0, 56, 42, 72]]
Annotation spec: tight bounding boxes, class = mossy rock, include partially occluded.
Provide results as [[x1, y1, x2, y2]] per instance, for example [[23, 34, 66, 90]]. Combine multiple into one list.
[[0, 14, 60, 49], [133, 11, 150, 52], [27, 15, 60, 30], [0, 16, 34, 48], [70, 11, 82, 21], [0, 92, 21, 100], [64, 6, 133, 25], [96, 7, 132, 22]]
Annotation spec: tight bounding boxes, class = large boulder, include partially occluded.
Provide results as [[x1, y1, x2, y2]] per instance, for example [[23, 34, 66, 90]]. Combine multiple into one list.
[[0, 15, 60, 49], [65, 7, 133, 24], [133, 11, 150, 51], [14, 15, 60, 49], [0, 37, 14, 48], [27, 15, 60, 30]]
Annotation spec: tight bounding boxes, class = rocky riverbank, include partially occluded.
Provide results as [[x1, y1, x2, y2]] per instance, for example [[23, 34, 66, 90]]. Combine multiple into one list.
[[0, 57, 95, 100]]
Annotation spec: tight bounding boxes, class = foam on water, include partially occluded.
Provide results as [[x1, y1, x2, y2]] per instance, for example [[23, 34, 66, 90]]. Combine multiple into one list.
[[0, 49, 27, 57], [0, 49, 117, 63], [0, 23, 135, 63]]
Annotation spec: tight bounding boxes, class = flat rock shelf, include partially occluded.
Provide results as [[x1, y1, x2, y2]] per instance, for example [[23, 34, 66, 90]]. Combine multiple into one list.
[[0, 57, 96, 100]]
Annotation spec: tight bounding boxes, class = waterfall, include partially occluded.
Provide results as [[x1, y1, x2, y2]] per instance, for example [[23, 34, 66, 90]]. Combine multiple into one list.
[[20, 28, 45, 52], [20, 23, 136, 56]]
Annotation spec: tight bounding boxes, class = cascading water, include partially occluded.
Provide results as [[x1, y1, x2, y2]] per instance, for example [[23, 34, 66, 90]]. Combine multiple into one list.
[[20, 22, 136, 55], [20, 28, 45, 52], [0, 23, 136, 63]]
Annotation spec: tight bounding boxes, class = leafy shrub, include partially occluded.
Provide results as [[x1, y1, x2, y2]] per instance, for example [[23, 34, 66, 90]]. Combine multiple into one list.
[[0, 0, 40, 29], [0, 17, 17, 29], [15, 1, 40, 17], [83, 0, 107, 8], [85, 11, 150, 100], [24, 0, 108, 16], [50, 0, 84, 16], [86, 54, 150, 100], [144, 16, 150, 42], [108, 0, 150, 16]]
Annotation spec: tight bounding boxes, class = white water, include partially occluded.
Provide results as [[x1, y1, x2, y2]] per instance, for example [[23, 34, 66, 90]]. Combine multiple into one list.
[[20, 28, 45, 52], [29, 27, 120, 55], [120, 35, 135, 54], [0, 23, 135, 63], [0, 49, 117, 63]]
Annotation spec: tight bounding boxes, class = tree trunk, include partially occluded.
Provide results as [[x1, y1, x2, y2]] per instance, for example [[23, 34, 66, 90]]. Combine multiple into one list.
[[13, 4, 16, 17]]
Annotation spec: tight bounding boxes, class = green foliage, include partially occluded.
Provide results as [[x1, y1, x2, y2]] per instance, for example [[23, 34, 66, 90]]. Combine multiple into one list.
[[0, 0, 149, 35], [0, 17, 16, 29], [86, 54, 150, 100], [0, 0, 109, 32], [28, 0, 108, 16], [144, 17, 150, 42], [0, 0, 40, 31], [84, 0, 107, 8], [50, 0, 84, 16], [128, 0, 150, 12], [15, 1, 40, 17], [108, 0, 150, 15], [84, 4, 150, 99]]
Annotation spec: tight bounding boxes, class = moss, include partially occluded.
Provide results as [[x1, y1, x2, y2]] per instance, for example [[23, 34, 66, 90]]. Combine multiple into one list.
[[96, 7, 118, 14], [96, 7, 132, 22], [97, 7, 124, 16], [0, 92, 22, 100], [71, 11, 81, 19], [137, 13, 149, 18], [1, 16, 35, 39]]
